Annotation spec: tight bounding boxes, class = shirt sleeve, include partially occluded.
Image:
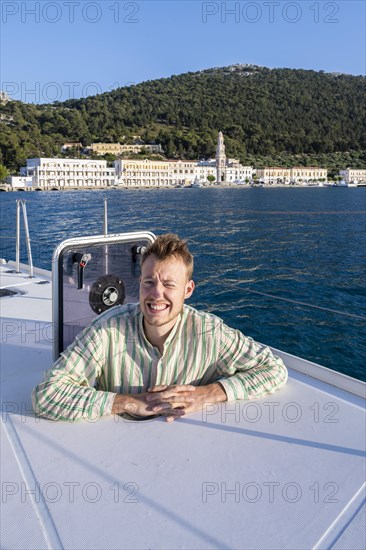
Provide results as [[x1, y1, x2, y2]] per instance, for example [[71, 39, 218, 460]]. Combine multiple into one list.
[[31, 321, 116, 422], [215, 322, 288, 401]]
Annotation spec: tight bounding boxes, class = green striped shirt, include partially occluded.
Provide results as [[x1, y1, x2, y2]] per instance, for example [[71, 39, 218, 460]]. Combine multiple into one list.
[[32, 303, 288, 421]]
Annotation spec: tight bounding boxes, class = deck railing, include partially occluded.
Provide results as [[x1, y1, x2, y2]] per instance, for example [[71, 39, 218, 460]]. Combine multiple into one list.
[[15, 199, 34, 277]]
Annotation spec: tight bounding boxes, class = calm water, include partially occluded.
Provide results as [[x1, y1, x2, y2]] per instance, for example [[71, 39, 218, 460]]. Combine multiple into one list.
[[1, 187, 365, 381]]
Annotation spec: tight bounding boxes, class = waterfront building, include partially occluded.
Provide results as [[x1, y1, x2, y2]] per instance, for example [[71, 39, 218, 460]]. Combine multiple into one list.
[[115, 159, 210, 187], [226, 159, 253, 182], [22, 158, 115, 189], [256, 166, 327, 184], [339, 168, 366, 184], [115, 159, 172, 187], [256, 167, 291, 184], [193, 159, 217, 184], [171, 160, 205, 186], [291, 167, 327, 183]]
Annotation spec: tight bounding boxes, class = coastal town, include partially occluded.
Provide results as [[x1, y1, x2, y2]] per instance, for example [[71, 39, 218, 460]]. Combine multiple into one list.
[[2, 132, 366, 191]]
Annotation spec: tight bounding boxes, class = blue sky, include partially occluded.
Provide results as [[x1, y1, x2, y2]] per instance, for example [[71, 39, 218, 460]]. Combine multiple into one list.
[[1, 0, 365, 103]]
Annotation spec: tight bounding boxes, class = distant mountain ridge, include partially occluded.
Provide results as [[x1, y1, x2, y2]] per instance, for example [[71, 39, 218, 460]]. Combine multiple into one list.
[[1, 64, 365, 172]]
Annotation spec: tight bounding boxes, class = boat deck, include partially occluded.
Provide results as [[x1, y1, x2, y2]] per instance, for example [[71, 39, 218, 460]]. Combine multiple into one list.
[[1, 261, 365, 550]]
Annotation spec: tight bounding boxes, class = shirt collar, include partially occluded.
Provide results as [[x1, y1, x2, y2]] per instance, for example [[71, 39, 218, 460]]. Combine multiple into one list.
[[138, 306, 185, 355]]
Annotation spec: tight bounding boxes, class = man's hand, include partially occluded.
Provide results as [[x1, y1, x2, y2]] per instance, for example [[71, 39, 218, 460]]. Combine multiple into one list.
[[146, 383, 227, 422], [112, 383, 227, 422], [112, 387, 195, 420], [111, 392, 164, 418]]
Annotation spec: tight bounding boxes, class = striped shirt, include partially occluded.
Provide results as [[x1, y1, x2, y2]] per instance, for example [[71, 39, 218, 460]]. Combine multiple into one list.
[[32, 303, 288, 421]]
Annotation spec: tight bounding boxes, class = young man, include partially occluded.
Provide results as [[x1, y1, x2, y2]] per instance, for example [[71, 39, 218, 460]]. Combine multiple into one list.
[[32, 234, 288, 422]]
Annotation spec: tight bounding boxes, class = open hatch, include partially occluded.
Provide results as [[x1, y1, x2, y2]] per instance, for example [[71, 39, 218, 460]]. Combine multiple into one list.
[[52, 231, 155, 360]]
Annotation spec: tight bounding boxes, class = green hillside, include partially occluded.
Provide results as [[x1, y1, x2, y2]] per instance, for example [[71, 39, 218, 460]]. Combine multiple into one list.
[[1, 64, 365, 173]]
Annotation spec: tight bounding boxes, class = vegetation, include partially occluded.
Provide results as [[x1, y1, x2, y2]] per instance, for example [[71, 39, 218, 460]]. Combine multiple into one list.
[[0, 64, 365, 172], [0, 163, 9, 181]]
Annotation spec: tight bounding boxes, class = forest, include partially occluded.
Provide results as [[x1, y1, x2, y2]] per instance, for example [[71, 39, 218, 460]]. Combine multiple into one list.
[[0, 64, 365, 175]]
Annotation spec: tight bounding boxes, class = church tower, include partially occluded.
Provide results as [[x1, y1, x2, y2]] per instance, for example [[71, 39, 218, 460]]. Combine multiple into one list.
[[216, 131, 226, 183]]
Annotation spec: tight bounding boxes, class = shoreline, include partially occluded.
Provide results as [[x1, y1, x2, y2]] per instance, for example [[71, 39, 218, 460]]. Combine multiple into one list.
[[0, 183, 360, 192]]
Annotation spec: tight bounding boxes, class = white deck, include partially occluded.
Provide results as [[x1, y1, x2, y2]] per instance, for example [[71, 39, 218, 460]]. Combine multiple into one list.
[[1, 261, 365, 550]]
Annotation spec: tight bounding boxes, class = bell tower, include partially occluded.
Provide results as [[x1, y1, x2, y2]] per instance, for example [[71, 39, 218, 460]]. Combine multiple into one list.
[[216, 131, 226, 183]]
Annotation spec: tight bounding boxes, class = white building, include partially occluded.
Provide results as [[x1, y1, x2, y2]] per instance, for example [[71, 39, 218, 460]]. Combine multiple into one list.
[[339, 168, 366, 184], [226, 159, 253, 182], [193, 160, 217, 184], [22, 158, 115, 189]]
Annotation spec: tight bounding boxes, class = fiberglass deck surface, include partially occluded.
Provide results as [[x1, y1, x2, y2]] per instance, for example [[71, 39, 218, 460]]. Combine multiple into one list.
[[1, 262, 365, 550]]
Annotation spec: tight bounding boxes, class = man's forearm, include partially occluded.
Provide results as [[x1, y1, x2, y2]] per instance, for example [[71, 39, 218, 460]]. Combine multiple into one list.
[[219, 353, 288, 402], [32, 375, 116, 421]]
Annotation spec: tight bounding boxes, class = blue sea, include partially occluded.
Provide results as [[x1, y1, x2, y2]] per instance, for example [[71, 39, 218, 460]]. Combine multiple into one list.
[[1, 187, 365, 381]]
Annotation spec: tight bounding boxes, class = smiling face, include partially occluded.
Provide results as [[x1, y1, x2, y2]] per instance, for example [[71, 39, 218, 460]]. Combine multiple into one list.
[[140, 254, 195, 336]]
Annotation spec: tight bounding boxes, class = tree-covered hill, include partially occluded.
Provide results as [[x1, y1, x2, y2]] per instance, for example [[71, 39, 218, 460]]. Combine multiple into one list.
[[1, 64, 365, 172]]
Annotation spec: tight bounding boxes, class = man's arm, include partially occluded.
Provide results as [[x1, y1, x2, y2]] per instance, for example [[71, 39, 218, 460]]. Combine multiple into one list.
[[32, 323, 116, 422], [215, 324, 288, 402]]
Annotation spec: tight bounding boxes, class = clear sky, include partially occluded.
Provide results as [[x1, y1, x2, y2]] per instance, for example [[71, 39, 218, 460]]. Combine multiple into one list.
[[1, 0, 365, 103]]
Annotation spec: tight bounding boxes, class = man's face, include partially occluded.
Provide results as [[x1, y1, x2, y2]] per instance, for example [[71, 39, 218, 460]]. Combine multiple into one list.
[[140, 254, 194, 330]]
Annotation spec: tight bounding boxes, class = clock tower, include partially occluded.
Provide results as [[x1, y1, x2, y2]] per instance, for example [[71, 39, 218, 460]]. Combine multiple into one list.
[[216, 131, 226, 183]]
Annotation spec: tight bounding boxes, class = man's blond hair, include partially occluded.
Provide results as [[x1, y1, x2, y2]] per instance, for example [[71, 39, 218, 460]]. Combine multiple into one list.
[[141, 234, 194, 279]]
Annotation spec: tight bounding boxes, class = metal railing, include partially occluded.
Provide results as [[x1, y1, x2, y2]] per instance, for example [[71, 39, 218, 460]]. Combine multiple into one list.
[[15, 199, 34, 277]]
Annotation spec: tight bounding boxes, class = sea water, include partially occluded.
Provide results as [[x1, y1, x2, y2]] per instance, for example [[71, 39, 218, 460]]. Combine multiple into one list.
[[1, 187, 365, 381]]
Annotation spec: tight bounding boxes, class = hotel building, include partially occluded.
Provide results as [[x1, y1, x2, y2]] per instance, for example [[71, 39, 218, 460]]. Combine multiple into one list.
[[114, 159, 213, 187], [20, 158, 115, 189], [256, 166, 327, 184], [115, 159, 172, 187]]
